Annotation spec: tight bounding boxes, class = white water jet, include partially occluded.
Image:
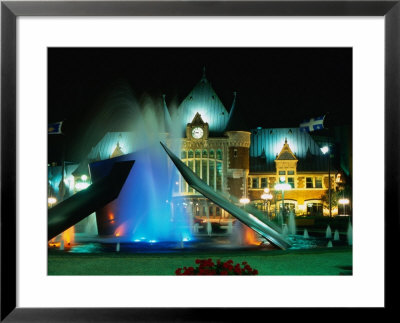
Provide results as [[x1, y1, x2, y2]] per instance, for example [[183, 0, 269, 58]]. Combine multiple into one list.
[[189, 213, 194, 234], [193, 223, 199, 233], [327, 240, 333, 248], [85, 213, 98, 235], [303, 228, 309, 239], [116, 242, 120, 252], [207, 221, 212, 236], [227, 220, 233, 234], [288, 210, 296, 235], [334, 229, 340, 241], [232, 220, 244, 246], [282, 224, 288, 237], [347, 221, 353, 245], [60, 239, 64, 251], [326, 225, 332, 239]]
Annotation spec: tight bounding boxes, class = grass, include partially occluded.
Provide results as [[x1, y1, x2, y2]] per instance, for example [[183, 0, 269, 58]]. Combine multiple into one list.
[[48, 247, 352, 275]]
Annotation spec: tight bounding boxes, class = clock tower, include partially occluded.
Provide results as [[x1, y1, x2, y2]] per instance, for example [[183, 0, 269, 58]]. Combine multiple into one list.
[[186, 112, 209, 141]]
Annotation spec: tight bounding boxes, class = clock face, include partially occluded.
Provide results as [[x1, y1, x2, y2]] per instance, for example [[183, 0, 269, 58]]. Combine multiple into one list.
[[191, 127, 204, 139]]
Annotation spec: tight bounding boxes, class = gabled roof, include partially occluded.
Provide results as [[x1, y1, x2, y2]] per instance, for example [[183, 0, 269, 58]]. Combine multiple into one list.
[[87, 132, 134, 161], [250, 128, 330, 172], [178, 69, 229, 135], [190, 112, 207, 126], [275, 139, 297, 161], [110, 142, 124, 158]]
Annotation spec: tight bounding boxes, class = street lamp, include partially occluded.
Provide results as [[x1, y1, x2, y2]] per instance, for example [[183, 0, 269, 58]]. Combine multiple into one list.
[[321, 145, 332, 218], [261, 188, 273, 219], [274, 178, 291, 224], [48, 196, 57, 208], [338, 198, 350, 216], [239, 197, 250, 209]]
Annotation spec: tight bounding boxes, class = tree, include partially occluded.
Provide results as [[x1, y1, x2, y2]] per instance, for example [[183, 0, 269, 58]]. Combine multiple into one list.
[[321, 185, 352, 208]]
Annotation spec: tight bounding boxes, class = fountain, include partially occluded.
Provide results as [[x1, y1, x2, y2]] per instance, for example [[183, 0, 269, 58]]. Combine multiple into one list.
[[59, 92, 193, 247], [303, 228, 309, 239], [327, 240, 333, 248], [333, 229, 340, 241], [288, 209, 296, 235], [347, 221, 353, 245], [116, 242, 120, 252], [326, 225, 332, 239]]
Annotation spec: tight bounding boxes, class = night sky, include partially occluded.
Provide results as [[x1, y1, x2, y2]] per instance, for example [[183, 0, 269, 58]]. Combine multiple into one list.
[[48, 48, 352, 162]]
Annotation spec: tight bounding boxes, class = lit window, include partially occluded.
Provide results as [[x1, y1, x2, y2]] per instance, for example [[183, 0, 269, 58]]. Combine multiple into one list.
[[252, 178, 259, 189], [209, 150, 215, 158], [209, 161, 215, 189], [188, 150, 194, 158], [315, 177, 322, 188], [261, 178, 267, 188], [201, 160, 208, 182], [288, 177, 295, 188], [216, 150, 222, 160], [202, 150, 208, 158], [307, 203, 323, 216], [216, 162, 222, 191], [195, 150, 201, 158], [306, 177, 313, 188], [279, 171, 286, 175], [288, 170, 295, 175], [181, 151, 187, 159]]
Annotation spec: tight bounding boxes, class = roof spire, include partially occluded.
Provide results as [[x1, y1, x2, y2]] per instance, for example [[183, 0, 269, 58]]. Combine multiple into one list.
[[201, 66, 207, 82]]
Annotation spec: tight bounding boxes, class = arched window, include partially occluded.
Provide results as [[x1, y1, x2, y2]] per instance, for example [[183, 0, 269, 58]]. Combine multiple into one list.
[[181, 151, 187, 159], [188, 150, 194, 158], [202, 150, 208, 158], [209, 150, 215, 159], [216, 149, 222, 160], [195, 150, 201, 158]]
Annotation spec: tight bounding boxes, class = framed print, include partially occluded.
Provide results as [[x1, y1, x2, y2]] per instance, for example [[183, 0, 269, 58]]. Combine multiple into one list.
[[1, 0, 398, 321]]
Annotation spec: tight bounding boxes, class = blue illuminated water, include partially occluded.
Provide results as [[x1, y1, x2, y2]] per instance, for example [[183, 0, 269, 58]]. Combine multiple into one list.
[[89, 97, 192, 243], [110, 145, 192, 242]]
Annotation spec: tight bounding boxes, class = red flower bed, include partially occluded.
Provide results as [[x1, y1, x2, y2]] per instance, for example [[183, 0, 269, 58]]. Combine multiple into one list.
[[175, 259, 258, 275]]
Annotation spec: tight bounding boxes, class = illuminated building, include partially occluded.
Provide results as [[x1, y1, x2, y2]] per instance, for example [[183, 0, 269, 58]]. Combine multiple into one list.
[[48, 69, 347, 225]]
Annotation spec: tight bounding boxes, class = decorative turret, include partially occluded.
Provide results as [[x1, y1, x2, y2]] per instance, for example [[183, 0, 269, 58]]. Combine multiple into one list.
[[178, 68, 230, 135], [186, 112, 209, 140], [275, 138, 298, 174]]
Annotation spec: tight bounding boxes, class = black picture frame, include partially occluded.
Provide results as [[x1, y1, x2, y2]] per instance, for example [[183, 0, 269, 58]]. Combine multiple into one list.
[[1, 0, 398, 321]]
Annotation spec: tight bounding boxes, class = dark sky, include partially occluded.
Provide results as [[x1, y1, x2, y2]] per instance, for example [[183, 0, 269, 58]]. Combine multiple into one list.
[[48, 48, 352, 162]]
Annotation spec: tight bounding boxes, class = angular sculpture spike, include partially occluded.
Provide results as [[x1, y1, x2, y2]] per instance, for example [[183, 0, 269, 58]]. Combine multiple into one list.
[[48, 160, 134, 240], [160, 142, 291, 250]]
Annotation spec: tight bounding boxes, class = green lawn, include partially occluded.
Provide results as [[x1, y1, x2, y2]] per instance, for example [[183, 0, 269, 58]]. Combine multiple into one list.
[[48, 247, 352, 275]]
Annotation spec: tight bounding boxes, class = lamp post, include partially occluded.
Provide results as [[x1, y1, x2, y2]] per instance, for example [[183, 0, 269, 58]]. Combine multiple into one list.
[[274, 177, 291, 225], [321, 146, 332, 218], [48, 196, 57, 208], [261, 188, 273, 219], [239, 197, 250, 210], [338, 198, 350, 216]]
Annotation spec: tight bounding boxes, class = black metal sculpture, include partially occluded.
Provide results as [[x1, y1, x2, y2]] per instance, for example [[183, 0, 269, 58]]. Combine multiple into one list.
[[48, 160, 134, 240], [160, 142, 291, 249]]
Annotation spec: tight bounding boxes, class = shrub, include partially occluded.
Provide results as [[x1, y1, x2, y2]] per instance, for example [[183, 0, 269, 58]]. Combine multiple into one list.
[[175, 258, 258, 275]]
